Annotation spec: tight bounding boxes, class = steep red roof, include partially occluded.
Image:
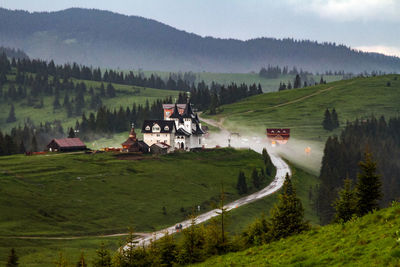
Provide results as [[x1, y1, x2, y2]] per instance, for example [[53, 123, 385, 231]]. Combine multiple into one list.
[[53, 138, 86, 148]]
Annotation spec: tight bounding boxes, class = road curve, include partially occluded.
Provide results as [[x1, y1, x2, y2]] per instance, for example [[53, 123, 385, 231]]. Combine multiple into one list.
[[124, 117, 291, 248]]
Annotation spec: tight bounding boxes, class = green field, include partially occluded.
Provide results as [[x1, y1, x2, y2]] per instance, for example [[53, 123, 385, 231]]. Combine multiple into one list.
[[0, 153, 317, 266], [0, 148, 272, 265], [197, 202, 400, 266], [202, 75, 400, 172], [0, 148, 266, 236]]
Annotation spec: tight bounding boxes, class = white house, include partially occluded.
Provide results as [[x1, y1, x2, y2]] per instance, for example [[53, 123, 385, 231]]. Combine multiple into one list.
[[142, 102, 204, 151]]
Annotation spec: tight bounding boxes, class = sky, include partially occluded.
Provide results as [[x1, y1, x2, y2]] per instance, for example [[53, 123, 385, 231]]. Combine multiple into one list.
[[1, 0, 400, 57]]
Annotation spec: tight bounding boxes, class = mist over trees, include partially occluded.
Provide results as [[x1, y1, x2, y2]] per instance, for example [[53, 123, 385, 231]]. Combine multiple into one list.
[[316, 116, 400, 224], [1, 8, 400, 73]]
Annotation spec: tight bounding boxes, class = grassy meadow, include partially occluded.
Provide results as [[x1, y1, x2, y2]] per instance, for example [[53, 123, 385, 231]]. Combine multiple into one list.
[[201, 74, 400, 171]]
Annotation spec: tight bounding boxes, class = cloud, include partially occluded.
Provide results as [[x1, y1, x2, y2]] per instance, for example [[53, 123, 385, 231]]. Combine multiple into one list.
[[289, 0, 400, 22], [355, 45, 400, 57]]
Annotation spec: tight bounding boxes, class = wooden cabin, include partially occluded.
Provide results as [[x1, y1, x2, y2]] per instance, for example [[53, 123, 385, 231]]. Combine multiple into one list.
[[47, 138, 87, 152]]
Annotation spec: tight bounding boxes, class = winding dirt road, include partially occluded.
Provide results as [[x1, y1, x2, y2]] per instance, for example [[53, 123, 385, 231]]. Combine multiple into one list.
[[124, 116, 291, 248]]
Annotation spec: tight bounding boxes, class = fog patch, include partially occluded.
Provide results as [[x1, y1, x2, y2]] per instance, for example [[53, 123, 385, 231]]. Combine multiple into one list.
[[204, 128, 322, 175]]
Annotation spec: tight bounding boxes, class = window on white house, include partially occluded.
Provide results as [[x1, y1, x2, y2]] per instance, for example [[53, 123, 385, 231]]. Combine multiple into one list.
[[145, 126, 150, 131]]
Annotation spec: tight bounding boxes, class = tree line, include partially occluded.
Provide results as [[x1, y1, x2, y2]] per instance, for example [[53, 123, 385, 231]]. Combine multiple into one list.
[[315, 115, 399, 224]]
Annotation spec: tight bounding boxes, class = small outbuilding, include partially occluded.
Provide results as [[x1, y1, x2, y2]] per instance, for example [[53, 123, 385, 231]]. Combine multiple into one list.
[[150, 142, 170, 155], [47, 138, 87, 152], [121, 126, 150, 153]]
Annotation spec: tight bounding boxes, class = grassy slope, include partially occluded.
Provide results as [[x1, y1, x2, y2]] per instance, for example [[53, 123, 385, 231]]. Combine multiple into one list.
[[0, 74, 180, 133], [197, 203, 400, 266], [0, 148, 267, 265], [202, 75, 400, 172], [0, 148, 265, 236]]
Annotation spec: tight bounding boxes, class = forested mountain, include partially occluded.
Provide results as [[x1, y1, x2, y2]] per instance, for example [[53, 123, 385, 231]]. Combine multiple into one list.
[[1, 8, 400, 73]]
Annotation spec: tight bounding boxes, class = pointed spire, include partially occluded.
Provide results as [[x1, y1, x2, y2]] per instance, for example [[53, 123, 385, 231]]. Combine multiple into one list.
[[169, 103, 181, 119], [182, 100, 193, 118]]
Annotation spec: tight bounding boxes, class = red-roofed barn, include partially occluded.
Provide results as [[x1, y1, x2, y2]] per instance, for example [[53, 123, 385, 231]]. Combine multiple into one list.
[[47, 138, 87, 152]]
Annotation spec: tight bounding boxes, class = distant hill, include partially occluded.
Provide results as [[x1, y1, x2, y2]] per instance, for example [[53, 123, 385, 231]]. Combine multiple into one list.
[[0, 8, 400, 73]]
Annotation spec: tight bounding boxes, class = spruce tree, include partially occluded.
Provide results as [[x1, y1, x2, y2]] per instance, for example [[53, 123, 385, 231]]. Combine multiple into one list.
[[93, 243, 112, 267], [270, 173, 309, 240], [356, 151, 382, 216], [6, 248, 18, 267], [293, 74, 301, 89], [68, 128, 76, 138], [333, 178, 358, 222], [31, 135, 38, 152], [236, 171, 248, 195], [157, 232, 177, 266], [251, 168, 261, 189], [76, 252, 87, 267], [331, 108, 339, 129], [322, 108, 333, 131], [6, 104, 16, 123], [55, 252, 68, 267], [178, 216, 205, 264]]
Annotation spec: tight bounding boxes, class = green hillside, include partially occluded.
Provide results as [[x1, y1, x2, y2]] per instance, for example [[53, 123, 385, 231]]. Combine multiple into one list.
[[0, 148, 268, 265], [0, 73, 180, 133], [197, 202, 400, 266], [202, 74, 400, 172], [0, 148, 265, 237]]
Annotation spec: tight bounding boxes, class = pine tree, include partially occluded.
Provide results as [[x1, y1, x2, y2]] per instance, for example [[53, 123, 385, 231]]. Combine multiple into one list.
[[236, 171, 248, 195], [333, 178, 358, 222], [31, 135, 38, 152], [178, 216, 205, 264], [6, 104, 16, 123], [322, 108, 333, 131], [93, 243, 112, 267], [251, 168, 261, 189], [270, 173, 309, 240], [6, 248, 18, 267], [293, 74, 301, 89], [331, 108, 339, 129], [76, 252, 87, 267], [68, 127, 76, 138], [157, 232, 177, 266], [55, 252, 68, 267], [356, 151, 382, 216]]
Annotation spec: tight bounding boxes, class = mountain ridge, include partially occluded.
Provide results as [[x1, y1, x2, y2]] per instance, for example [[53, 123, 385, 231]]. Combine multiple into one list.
[[0, 7, 399, 72]]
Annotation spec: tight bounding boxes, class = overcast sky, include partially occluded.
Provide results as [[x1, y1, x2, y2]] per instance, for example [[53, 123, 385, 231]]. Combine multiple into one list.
[[1, 0, 400, 57]]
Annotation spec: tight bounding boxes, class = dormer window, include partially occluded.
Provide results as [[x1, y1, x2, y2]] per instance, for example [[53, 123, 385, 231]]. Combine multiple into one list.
[[145, 125, 150, 131], [152, 124, 161, 132], [164, 126, 169, 131]]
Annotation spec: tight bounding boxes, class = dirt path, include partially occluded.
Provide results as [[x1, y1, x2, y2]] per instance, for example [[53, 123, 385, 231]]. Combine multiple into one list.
[[269, 86, 334, 109]]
